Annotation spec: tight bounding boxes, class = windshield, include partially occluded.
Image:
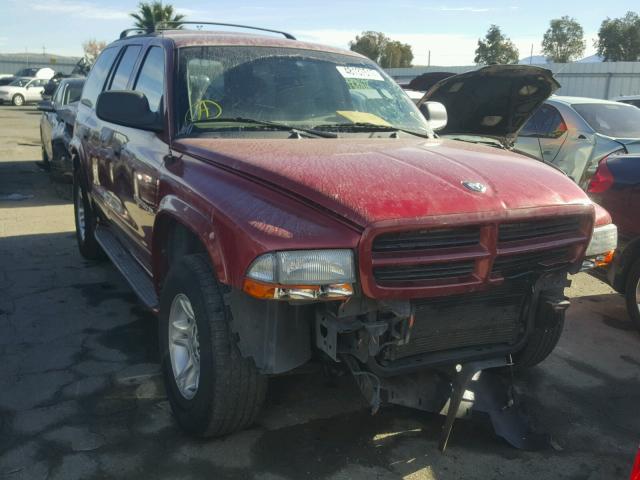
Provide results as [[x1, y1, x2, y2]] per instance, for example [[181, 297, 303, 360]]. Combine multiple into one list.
[[175, 46, 430, 137], [573, 103, 640, 138], [9, 78, 30, 87]]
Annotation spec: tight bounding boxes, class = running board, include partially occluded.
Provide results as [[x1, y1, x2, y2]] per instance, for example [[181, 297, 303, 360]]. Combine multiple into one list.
[[95, 226, 159, 310]]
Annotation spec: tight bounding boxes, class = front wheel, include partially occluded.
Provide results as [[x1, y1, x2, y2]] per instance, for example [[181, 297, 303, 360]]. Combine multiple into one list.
[[159, 254, 267, 437], [625, 258, 640, 331], [512, 314, 564, 369], [12, 94, 24, 106]]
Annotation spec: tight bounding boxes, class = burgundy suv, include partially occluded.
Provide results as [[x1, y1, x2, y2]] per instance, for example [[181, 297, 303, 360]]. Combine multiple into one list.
[[70, 25, 602, 438]]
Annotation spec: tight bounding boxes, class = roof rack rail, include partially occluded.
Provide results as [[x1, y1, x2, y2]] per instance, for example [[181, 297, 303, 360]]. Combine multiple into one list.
[[119, 28, 151, 39], [155, 21, 296, 40]]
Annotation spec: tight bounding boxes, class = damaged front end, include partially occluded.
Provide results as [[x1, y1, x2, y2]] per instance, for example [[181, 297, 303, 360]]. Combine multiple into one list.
[[314, 271, 569, 450], [233, 211, 591, 451]]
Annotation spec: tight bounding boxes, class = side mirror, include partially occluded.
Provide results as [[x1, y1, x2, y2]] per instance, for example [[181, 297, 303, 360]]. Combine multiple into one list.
[[96, 90, 163, 132], [419, 101, 448, 132], [37, 100, 55, 113]]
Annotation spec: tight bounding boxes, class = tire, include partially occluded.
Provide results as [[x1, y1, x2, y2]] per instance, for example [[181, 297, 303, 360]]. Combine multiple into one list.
[[159, 254, 267, 437], [624, 258, 640, 331], [73, 168, 102, 259], [12, 94, 24, 106], [512, 313, 564, 369]]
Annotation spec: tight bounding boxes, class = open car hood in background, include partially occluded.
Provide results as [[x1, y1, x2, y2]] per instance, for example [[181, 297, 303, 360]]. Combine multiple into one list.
[[420, 65, 560, 146], [407, 72, 456, 92]]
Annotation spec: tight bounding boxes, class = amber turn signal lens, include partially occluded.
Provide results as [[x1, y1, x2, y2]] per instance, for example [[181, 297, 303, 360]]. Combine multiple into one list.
[[594, 250, 615, 268], [242, 279, 278, 299], [242, 279, 353, 301]]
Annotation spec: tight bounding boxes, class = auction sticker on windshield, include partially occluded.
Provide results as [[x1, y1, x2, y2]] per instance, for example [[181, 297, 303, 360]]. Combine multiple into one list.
[[336, 66, 384, 81]]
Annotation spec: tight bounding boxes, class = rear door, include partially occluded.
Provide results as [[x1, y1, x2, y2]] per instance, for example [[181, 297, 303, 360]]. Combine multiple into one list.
[[76, 46, 121, 217]]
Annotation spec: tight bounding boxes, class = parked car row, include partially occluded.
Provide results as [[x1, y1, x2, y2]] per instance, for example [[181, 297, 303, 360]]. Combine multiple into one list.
[[38, 77, 85, 180]]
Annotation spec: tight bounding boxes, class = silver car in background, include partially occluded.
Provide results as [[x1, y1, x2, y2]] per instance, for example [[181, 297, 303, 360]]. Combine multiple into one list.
[[515, 96, 640, 189]]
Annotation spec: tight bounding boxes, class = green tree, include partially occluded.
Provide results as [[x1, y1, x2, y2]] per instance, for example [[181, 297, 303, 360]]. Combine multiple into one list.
[[349, 31, 414, 68], [380, 40, 414, 68], [542, 16, 585, 63], [130, 1, 185, 31], [596, 11, 640, 61], [474, 25, 519, 65]]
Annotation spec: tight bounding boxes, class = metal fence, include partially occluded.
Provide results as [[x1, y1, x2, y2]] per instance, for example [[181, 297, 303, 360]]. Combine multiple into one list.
[[0, 54, 81, 76], [387, 62, 640, 100]]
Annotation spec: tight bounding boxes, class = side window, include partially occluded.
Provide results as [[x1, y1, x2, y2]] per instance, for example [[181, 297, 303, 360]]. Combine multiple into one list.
[[109, 45, 142, 90], [53, 84, 65, 105], [134, 47, 165, 114], [81, 46, 119, 108], [539, 105, 567, 139], [520, 108, 546, 137]]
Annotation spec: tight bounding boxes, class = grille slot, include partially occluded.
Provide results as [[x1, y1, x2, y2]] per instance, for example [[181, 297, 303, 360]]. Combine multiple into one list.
[[492, 247, 572, 277], [373, 227, 480, 252], [392, 288, 526, 358], [374, 261, 474, 284], [499, 216, 582, 243]]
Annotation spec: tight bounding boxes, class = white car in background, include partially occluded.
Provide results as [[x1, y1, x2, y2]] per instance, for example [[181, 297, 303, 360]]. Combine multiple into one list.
[[0, 77, 48, 106]]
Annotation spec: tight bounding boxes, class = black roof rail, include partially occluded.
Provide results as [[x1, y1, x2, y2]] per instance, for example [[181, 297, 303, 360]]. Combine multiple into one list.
[[155, 21, 296, 40], [119, 28, 152, 39]]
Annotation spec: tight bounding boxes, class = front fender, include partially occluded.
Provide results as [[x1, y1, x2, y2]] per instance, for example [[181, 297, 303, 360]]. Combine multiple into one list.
[[153, 195, 228, 290]]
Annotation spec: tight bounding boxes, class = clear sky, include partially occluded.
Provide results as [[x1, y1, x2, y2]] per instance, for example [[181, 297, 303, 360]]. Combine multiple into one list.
[[0, 0, 637, 65]]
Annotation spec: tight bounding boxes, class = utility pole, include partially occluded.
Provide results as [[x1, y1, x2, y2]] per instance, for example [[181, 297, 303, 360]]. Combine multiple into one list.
[[42, 45, 46, 56], [428, 50, 431, 67], [530, 44, 533, 64]]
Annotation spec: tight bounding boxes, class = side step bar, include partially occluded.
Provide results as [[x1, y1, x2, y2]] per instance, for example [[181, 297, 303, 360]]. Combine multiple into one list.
[[95, 226, 159, 310]]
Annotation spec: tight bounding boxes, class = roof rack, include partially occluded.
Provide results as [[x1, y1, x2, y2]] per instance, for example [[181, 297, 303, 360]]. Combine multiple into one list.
[[119, 28, 152, 39], [154, 21, 296, 40]]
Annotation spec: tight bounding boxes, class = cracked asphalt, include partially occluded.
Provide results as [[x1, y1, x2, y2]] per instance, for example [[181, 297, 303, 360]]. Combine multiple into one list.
[[0, 105, 639, 480]]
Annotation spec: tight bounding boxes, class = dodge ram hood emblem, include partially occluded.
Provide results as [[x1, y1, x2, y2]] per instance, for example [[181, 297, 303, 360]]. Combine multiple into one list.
[[462, 181, 487, 193]]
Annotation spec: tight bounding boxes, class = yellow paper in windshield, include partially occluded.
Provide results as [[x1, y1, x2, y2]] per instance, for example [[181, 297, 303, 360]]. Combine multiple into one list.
[[336, 111, 391, 127]]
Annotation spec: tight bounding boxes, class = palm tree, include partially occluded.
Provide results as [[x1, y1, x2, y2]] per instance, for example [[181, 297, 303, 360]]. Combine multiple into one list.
[[130, 1, 185, 32]]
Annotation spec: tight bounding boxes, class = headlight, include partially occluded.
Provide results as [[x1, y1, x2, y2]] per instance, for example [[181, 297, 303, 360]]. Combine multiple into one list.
[[244, 249, 355, 301], [585, 223, 617, 257]]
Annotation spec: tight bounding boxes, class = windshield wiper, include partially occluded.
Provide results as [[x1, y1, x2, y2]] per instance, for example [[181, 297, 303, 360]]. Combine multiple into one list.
[[178, 117, 337, 138], [313, 122, 430, 139], [448, 136, 505, 149]]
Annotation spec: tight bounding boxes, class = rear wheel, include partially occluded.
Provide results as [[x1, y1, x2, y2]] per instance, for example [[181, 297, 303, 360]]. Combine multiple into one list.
[[12, 94, 24, 106], [73, 168, 101, 259], [159, 254, 267, 437], [624, 258, 640, 331]]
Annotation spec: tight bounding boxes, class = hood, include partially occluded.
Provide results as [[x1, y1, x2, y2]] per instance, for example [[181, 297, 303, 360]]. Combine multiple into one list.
[[176, 137, 590, 227], [0, 86, 19, 93], [420, 65, 560, 146], [407, 72, 456, 92]]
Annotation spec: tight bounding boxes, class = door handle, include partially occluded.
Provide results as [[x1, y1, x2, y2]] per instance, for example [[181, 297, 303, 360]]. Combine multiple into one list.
[[577, 134, 587, 140]]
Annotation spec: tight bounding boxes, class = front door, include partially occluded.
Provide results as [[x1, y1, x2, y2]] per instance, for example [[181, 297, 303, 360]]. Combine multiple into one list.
[[103, 45, 166, 270]]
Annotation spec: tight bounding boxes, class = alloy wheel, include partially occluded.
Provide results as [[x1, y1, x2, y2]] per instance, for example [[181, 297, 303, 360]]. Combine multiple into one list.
[[168, 294, 201, 400], [76, 185, 86, 241]]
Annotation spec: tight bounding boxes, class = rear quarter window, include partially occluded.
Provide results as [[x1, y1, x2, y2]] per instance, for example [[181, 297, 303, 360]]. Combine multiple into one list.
[[81, 46, 119, 109]]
